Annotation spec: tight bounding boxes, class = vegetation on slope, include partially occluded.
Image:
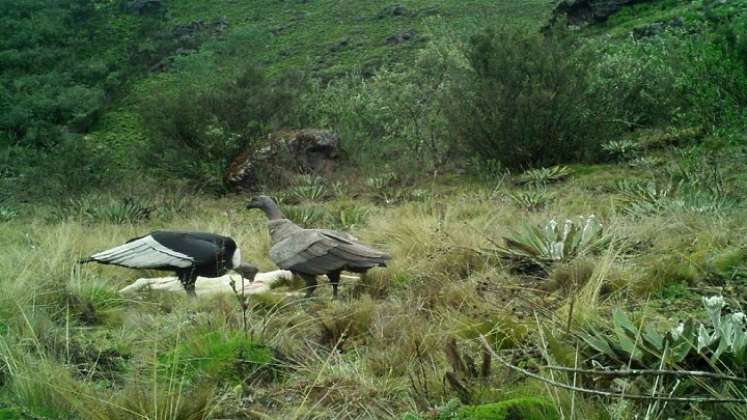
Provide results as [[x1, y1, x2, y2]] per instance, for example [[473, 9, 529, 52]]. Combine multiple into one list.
[[1, 0, 747, 418]]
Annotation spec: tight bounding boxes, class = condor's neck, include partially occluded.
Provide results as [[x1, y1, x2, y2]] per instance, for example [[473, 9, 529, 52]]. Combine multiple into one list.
[[262, 203, 285, 221]]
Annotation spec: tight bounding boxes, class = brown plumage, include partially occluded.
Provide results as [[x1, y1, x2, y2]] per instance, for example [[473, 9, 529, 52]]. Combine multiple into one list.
[[247, 195, 390, 297]]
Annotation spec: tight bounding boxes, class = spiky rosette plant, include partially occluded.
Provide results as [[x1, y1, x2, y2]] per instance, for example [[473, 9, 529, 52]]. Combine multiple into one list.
[[580, 296, 747, 373], [491, 216, 609, 269], [516, 165, 572, 186], [602, 139, 640, 161], [506, 189, 554, 211]]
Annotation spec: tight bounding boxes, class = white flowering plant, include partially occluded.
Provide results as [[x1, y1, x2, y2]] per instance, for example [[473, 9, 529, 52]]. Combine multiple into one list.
[[581, 296, 747, 373], [491, 215, 610, 268]]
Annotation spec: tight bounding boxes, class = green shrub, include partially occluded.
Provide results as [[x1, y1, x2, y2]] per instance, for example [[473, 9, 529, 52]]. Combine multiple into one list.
[[160, 331, 273, 384], [451, 397, 559, 420], [1, 137, 115, 203], [0, 206, 17, 223], [0, 0, 172, 200], [449, 27, 601, 169], [304, 21, 465, 171], [587, 36, 684, 130], [138, 65, 297, 191], [589, 30, 747, 132]]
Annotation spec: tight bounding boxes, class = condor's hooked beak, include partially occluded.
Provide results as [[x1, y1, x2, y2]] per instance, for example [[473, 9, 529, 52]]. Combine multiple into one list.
[[233, 263, 259, 283], [246, 198, 261, 210]]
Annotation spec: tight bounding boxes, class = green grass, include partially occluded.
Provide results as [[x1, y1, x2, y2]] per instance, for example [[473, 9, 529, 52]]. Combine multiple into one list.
[[453, 397, 559, 420], [1, 161, 745, 417], [3, 0, 747, 418]]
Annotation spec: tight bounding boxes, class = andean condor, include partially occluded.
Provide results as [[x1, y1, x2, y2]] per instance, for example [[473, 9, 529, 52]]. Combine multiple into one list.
[[80, 230, 258, 296], [246, 195, 390, 298]]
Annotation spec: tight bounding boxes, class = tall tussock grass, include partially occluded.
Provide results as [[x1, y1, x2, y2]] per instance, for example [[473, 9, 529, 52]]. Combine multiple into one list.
[[1, 167, 746, 418]]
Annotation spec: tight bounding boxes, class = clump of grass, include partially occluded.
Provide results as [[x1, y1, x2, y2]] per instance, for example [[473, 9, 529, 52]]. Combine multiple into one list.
[[64, 270, 128, 326], [443, 337, 493, 404], [628, 155, 665, 169], [366, 174, 404, 205], [365, 173, 397, 191], [546, 258, 597, 294], [506, 189, 554, 211], [114, 376, 219, 419], [66, 195, 153, 224], [616, 179, 737, 216], [0, 352, 98, 419], [331, 205, 371, 230], [159, 330, 274, 384], [638, 254, 700, 295], [287, 175, 329, 203], [455, 397, 559, 420], [0, 205, 18, 222], [282, 205, 332, 228], [316, 298, 377, 350], [155, 190, 198, 219], [705, 247, 747, 283], [517, 166, 572, 186], [636, 126, 704, 150], [614, 180, 672, 215], [602, 139, 640, 161]]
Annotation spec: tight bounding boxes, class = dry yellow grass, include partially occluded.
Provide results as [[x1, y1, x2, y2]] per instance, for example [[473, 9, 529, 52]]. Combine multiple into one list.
[[0, 172, 744, 418]]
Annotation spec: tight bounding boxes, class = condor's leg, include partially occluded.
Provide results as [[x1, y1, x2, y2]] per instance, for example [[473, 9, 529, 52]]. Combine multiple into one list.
[[299, 273, 318, 298], [326, 270, 342, 299], [178, 270, 198, 297]]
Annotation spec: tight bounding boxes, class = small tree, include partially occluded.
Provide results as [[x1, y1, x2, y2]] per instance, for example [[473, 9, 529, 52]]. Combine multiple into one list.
[[139, 65, 297, 191], [448, 27, 600, 169]]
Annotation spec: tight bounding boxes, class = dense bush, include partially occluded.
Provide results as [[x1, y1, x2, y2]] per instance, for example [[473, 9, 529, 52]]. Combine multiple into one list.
[[448, 23, 747, 171], [305, 21, 467, 172], [0, 0, 170, 200], [591, 32, 747, 131], [138, 62, 299, 191], [0, 136, 115, 203], [447, 28, 602, 169]]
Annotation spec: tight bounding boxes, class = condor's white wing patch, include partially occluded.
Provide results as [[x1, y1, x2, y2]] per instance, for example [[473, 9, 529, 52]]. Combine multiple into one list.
[[90, 235, 194, 269], [231, 247, 242, 269]]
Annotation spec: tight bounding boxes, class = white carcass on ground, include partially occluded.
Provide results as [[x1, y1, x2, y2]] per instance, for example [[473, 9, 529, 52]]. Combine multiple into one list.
[[119, 270, 294, 297]]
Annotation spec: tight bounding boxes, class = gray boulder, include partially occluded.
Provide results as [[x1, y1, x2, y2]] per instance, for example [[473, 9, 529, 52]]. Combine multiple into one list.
[[377, 4, 411, 19], [549, 0, 655, 26], [126, 0, 163, 15], [632, 16, 685, 39], [386, 30, 417, 45], [225, 129, 340, 192]]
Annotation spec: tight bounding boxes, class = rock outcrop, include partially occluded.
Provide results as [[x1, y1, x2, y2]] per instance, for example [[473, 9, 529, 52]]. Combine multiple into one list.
[[225, 129, 340, 192], [386, 30, 417, 45], [126, 0, 163, 16], [549, 0, 655, 26]]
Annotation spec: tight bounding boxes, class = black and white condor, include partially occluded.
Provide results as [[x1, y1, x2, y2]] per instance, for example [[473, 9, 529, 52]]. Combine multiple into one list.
[[80, 230, 258, 296]]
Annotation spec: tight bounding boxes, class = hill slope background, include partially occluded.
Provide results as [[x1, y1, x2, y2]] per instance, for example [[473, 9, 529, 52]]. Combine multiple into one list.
[[1, 0, 747, 418]]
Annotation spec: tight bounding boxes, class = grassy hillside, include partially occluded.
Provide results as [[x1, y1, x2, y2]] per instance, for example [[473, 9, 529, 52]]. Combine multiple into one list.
[[1, 0, 747, 418], [164, 0, 553, 77]]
